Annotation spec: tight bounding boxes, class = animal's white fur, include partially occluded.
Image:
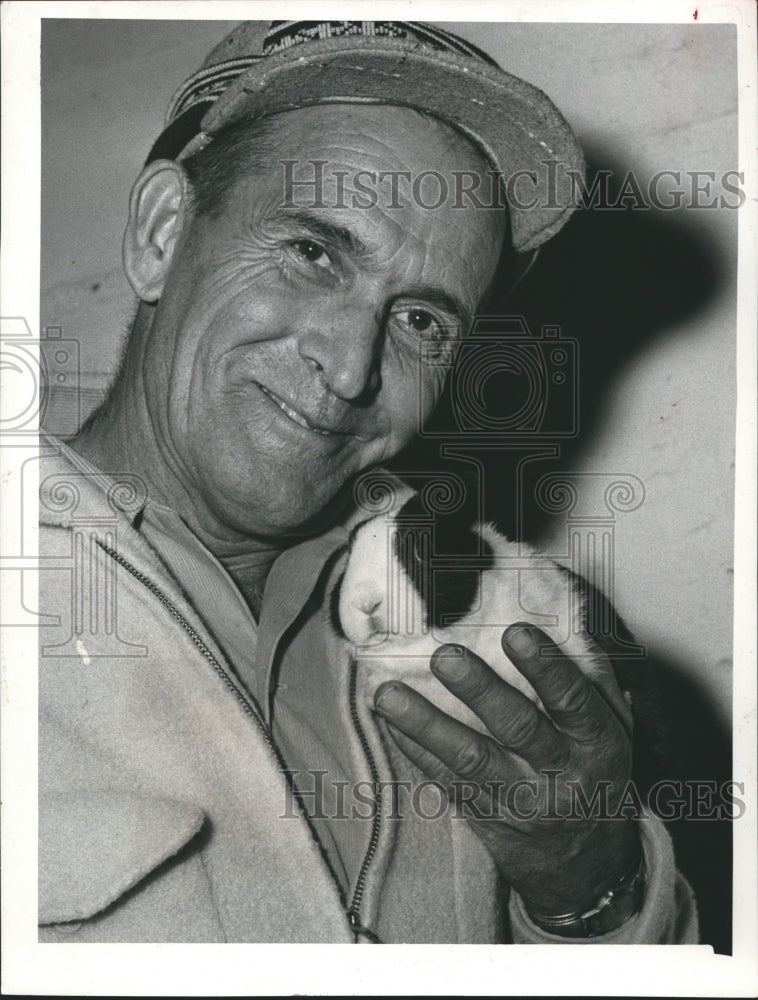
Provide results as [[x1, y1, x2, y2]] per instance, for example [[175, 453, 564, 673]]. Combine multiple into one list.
[[338, 510, 604, 729]]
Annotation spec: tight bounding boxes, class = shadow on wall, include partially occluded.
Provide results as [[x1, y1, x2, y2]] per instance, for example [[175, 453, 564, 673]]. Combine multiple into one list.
[[647, 650, 733, 955], [400, 150, 727, 536], [396, 153, 732, 953]]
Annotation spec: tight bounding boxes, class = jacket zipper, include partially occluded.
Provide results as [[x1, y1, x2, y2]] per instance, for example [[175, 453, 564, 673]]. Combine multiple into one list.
[[97, 539, 379, 942], [96, 540, 282, 756], [346, 660, 383, 943]]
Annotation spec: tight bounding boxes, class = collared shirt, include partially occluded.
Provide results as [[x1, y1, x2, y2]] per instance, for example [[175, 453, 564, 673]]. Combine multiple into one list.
[[53, 437, 262, 695], [138, 500, 262, 702]]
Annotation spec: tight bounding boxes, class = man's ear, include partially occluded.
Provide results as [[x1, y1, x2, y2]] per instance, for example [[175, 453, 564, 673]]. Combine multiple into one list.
[[122, 160, 189, 303]]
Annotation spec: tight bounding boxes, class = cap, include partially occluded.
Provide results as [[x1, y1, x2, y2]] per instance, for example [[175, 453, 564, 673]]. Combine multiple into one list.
[[148, 21, 585, 253]]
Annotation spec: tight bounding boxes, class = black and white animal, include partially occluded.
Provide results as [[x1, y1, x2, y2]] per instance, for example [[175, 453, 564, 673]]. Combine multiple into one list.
[[336, 493, 608, 729]]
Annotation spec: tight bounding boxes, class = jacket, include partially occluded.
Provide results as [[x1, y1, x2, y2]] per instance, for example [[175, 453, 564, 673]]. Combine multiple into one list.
[[37, 440, 698, 943]]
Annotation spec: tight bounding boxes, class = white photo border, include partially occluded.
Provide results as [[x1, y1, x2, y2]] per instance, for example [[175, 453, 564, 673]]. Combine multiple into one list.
[[1, 0, 756, 995]]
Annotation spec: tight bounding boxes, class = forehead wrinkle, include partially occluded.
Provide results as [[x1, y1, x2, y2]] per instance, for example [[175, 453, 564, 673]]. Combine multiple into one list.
[[312, 137, 412, 172], [306, 107, 445, 156], [393, 218, 498, 308], [318, 105, 482, 159], [359, 215, 494, 325], [292, 110, 489, 191]]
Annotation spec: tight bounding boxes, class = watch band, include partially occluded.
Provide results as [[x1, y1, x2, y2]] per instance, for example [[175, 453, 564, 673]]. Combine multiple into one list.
[[525, 849, 646, 938]]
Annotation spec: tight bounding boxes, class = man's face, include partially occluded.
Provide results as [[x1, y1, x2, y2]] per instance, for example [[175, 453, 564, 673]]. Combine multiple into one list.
[[144, 104, 506, 540]]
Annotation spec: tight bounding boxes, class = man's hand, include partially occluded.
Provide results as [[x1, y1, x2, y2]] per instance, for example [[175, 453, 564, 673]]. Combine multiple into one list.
[[373, 623, 640, 919]]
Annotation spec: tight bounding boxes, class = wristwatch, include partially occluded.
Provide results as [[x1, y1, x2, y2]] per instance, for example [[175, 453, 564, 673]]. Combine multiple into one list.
[[525, 849, 646, 938]]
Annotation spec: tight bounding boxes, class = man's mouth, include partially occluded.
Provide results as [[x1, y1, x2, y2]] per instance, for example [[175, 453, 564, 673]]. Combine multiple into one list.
[[254, 382, 335, 436]]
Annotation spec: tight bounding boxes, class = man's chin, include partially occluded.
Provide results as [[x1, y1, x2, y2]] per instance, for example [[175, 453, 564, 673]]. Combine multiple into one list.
[[206, 473, 358, 544], [293, 482, 358, 536], [259, 483, 357, 541]]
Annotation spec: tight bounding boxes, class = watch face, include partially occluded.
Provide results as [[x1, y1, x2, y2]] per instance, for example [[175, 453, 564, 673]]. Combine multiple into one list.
[[537, 857, 646, 938], [590, 885, 641, 936]]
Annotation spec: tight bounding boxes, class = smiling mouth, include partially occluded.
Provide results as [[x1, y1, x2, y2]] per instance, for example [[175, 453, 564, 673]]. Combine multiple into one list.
[[255, 382, 335, 436]]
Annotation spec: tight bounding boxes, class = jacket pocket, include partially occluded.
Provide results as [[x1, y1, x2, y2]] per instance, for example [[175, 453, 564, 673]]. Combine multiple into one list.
[[39, 790, 206, 926]]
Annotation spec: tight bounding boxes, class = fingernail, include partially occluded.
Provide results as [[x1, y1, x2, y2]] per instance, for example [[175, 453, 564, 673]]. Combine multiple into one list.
[[503, 625, 536, 656], [431, 644, 467, 680], [375, 682, 409, 716]]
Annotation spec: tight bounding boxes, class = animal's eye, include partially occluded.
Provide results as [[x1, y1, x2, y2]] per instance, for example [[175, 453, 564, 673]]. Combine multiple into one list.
[[291, 239, 331, 268]]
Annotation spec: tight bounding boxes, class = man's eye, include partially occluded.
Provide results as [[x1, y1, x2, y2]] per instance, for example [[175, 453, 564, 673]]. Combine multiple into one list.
[[407, 308, 435, 333], [292, 239, 330, 267], [396, 307, 445, 340]]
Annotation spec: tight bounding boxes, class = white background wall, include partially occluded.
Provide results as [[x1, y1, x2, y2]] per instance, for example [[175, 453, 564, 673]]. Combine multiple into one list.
[[41, 18, 737, 737]]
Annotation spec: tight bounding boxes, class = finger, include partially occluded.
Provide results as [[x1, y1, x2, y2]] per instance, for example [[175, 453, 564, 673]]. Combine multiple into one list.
[[382, 723, 455, 786], [382, 725, 504, 821], [501, 624, 623, 744], [429, 643, 568, 769], [582, 638, 634, 737], [387, 723, 502, 819], [373, 680, 519, 783]]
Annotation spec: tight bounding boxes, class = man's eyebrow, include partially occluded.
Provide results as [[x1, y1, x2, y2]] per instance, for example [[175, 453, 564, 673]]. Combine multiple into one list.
[[271, 209, 470, 326], [271, 208, 370, 259]]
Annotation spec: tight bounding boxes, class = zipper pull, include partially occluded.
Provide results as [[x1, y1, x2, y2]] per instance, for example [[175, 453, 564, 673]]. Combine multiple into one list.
[[347, 909, 381, 943]]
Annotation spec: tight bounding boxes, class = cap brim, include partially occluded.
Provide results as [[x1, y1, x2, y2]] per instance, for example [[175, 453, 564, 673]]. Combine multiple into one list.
[[195, 36, 584, 253]]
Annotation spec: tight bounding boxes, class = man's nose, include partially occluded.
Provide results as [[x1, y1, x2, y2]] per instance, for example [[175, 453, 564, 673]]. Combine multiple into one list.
[[297, 299, 383, 401]]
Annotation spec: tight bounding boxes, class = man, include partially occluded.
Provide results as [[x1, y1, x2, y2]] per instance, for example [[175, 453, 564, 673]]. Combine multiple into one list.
[[38, 20, 697, 943]]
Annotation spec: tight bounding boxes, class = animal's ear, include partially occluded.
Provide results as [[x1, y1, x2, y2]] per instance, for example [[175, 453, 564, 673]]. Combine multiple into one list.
[[329, 571, 348, 641], [394, 495, 494, 630]]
